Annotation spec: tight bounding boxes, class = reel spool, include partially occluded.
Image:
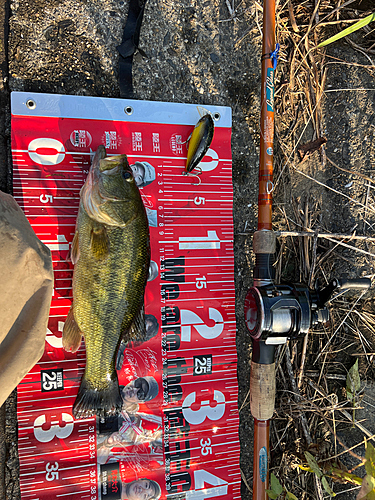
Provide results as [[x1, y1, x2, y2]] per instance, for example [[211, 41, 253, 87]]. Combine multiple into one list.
[[244, 278, 371, 343]]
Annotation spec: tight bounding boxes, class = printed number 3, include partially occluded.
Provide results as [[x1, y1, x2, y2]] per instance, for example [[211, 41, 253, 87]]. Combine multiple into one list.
[[33, 413, 74, 443], [182, 390, 225, 425]]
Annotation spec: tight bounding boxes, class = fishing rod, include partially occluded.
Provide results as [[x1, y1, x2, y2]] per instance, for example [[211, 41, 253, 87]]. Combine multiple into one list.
[[244, 1, 371, 498]]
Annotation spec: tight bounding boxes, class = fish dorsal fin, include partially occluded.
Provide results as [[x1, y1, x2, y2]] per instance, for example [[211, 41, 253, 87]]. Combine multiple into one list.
[[90, 225, 110, 260], [71, 231, 80, 265], [128, 302, 147, 340], [62, 306, 82, 353]]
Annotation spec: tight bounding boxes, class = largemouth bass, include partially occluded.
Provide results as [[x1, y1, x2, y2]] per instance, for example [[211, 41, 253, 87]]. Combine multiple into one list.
[[63, 146, 150, 419]]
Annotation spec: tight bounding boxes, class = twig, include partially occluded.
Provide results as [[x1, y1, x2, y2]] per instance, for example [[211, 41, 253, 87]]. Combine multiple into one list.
[[240, 468, 252, 493], [275, 231, 375, 241], [303, 380, 366, 462], [285, 344, 312, 445], [315, 474, 324, 500], [292, 166, 375, 214], [239, 390, 250, 412], [327, 156, 374, 184], [314, 290, 369, 363], [324, 236, 375, 259], [298, 229, 318, 388], [307, 379, 375, 444]]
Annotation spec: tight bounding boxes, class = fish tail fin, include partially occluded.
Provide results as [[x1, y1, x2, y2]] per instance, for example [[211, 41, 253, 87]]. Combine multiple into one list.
[[62, 306, 82, 353], [73, 372, 122, 420]]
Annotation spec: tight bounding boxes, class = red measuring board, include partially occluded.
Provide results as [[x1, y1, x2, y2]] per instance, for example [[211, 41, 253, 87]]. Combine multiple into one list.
[[11, 92, 240, 500]]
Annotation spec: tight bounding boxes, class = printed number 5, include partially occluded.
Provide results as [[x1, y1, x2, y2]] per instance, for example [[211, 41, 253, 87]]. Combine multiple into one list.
[[40, 194, 53, 203], [33, 413, 74, 443], [182, 390, 225, 425], [194, 197, 205, 205]]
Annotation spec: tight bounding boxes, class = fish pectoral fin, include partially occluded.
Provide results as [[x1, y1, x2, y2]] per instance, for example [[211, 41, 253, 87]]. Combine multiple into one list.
[[90, 225, 110, 260], [128, 302, 147, 340], [62, 306, 82, 353], [71, 231, 80, 265]]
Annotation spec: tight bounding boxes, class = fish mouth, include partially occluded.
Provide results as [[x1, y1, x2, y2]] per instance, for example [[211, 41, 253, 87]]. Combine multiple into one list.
[[99, 154, 127, 173], [81, 148, 128, 225]]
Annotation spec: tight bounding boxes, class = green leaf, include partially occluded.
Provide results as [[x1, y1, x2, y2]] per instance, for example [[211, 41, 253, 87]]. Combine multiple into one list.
[[346, 359, 360, 401], [286, 492, 298, 500], [265, 490, 279, 500], [365, 443, 375, 478], [322, 476, 336, 497], [270, 473, 284, 496], [357, 475, 375, 500], [317, 12, 375, 48], [305, 451, 322, 479]]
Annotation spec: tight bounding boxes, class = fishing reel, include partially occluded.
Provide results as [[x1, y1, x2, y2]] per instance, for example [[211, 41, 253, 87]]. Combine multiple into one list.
[[244, 278, 371, 344]]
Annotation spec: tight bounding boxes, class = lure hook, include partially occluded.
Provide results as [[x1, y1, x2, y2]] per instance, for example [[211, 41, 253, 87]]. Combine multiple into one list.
[[182, 167, 202, 185]]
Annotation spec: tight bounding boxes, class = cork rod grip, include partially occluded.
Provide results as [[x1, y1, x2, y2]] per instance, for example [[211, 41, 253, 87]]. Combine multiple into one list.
[[250, 361, 276, 421]]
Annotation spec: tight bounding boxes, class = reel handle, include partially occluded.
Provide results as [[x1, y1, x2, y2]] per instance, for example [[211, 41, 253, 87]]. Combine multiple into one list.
[[318, 277, 371, 305], [337, 278, 371, 291]]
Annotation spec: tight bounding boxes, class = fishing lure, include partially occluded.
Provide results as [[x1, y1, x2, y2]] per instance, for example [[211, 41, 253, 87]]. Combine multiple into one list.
[[185, 111, 215, 178]]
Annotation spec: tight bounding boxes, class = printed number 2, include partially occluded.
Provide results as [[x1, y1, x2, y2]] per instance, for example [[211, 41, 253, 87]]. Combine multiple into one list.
[[180, 308, 224, 342], [33, 413, 74, 443], [182, 390, 225, 425]]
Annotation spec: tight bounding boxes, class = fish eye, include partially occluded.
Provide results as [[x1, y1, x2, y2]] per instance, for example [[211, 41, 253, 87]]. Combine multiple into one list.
[[122, 170, 134, 182]]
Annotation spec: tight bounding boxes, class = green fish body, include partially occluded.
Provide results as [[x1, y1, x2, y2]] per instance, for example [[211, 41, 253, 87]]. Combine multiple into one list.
[[185, 113, 214, 173], [63, 146, 150, 419]]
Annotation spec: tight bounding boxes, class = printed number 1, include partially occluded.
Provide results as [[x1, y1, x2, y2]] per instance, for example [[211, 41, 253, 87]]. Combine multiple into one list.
[[178, 231, 220, 250]]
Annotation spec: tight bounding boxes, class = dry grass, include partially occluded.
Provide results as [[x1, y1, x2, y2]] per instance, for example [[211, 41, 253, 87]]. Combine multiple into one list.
[[254, 0, 375, 497]]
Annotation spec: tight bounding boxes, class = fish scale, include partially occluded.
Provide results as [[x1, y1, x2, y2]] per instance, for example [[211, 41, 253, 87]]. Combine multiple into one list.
[[75, 218, 149, 384]]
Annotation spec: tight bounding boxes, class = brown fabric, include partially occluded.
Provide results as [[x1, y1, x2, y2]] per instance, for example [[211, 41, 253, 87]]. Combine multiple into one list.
[[0, 191, 53, 407]]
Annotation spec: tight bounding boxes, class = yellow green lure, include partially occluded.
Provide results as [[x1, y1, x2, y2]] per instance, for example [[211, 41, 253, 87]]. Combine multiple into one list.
[[185, 113, 214, 174]]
